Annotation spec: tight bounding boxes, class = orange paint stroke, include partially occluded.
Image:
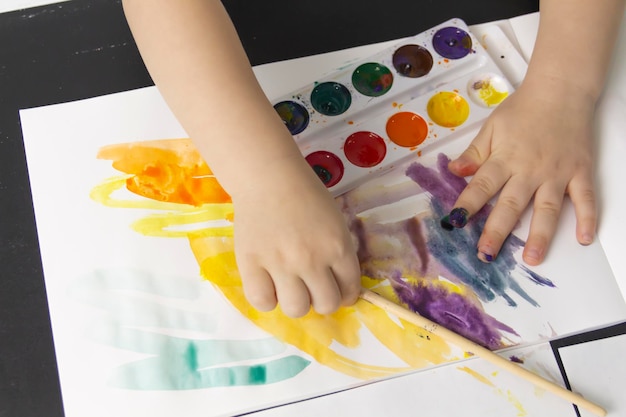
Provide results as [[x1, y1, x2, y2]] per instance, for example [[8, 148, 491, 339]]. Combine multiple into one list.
[[97, 139, 231, 206]]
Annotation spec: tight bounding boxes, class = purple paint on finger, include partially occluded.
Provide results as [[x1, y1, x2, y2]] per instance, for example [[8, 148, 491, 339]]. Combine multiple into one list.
[[440, 215, 454, 231], [447, 207, 469, 228], [478, 251, 495, 263]]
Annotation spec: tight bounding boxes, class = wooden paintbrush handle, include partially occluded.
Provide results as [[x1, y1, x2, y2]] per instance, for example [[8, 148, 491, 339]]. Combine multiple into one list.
[[359, 288, 607, 417]]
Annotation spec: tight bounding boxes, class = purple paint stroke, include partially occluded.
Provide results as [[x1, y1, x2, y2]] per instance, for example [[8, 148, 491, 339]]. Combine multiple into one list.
[[520, 265, 556, 287], [404, 217, 429, 275], [391, 274, 518, 350], [344, 152, 556, 349], [404, 153, 555, 307], [352, 210, 518, 349], [406, 155, 458, 209], [406, 154, 493, 223], [353, 218, 433, 281], [351, 218, 370, 263]]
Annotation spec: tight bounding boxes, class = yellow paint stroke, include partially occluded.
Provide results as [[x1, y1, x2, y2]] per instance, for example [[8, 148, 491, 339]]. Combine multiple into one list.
[[458, 366, 528, 416], [193, 236, 414, 378], [131, 206, 234, 238], [90, 174, 234, 238], [505, 390, 528, 416], [357, 296, 455, 368], [92, 138, 473, 380], [458, 366, 495, 387]]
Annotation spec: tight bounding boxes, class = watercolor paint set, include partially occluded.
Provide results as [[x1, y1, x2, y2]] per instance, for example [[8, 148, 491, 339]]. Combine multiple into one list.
[[272, 18, 518, 196]]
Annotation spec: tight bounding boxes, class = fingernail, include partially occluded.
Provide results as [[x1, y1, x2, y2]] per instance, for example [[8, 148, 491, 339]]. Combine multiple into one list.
[[524, 247, 542, 264], [581, 234, 594, 245], [478, 250, 495, 263], [441, 207, 469, 230]]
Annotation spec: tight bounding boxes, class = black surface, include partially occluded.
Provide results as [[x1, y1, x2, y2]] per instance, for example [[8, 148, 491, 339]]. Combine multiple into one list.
[[1, 1, 546, 416]]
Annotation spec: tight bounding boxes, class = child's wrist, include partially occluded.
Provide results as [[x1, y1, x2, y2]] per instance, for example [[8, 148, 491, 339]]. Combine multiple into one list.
[[225, 153, 320, 202], [521, 71, 601, 106]]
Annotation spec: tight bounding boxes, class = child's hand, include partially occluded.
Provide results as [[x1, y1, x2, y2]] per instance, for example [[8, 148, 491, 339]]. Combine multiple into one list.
[[232, 157, 361, 317], [447, 76, 598, 265]]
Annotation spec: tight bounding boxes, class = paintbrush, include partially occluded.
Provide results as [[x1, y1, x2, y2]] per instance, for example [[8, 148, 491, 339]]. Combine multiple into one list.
[[359, 288, 607, 417]]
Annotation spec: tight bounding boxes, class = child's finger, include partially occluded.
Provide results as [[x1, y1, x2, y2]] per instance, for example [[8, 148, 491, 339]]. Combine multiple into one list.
[[273, 274, 311, 318], [444, 124, 508, 229], [240, 265, 278, 312], [522, 182, 567, 265], [448, 122, 493, 177], [442, 159, 510, 230], [475, 177, 535, 262], [331, 254, 362, 307], [303, 267, 342, 315], [568, 172, 597, 245]]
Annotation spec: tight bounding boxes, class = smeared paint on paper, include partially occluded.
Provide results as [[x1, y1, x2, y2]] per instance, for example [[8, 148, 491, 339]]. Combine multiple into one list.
[[458, 366, 527, 415], [89, 138, 556, 388], [68, 268, 309, 389]]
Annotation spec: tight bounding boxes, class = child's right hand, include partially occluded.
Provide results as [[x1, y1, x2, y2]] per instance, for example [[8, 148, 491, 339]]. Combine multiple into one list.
[[231, 156, 362, 318]]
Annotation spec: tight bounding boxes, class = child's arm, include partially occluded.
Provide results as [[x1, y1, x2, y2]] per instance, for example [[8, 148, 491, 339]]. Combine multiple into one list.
[[448, 0, 625, 265], [121, 0, 361, 317]]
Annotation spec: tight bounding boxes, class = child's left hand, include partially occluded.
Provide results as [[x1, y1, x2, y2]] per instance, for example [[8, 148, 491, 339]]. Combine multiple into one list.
[[446, 75, 598, 265]]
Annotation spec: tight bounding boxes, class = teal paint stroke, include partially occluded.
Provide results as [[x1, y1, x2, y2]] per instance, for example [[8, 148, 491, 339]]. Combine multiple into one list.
[[111, 355, 310, 390], [68, 268, 311, 389], [71, 267, 202, 299], [67, 268, 219, 332], [89, 323, 286, 362], [100, 325, 309, 390]]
